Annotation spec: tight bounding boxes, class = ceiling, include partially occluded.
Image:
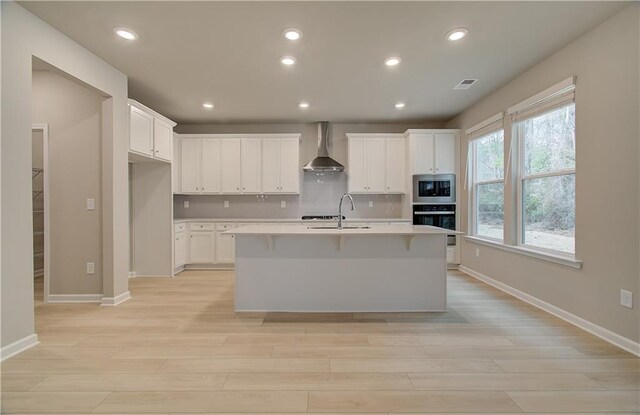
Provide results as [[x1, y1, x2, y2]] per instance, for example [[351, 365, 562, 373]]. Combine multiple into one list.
[[20, 1, 628, 124]]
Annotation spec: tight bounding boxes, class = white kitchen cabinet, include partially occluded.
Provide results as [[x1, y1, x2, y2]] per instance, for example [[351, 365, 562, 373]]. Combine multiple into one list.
[[181, 139, 201, 193], [189, 226, 215, 263], [241, 138, 262, 193], [216, 223, 237, 263], [129, 106, 154, 157], [385, 137, 406, 193], [408, 130, 457, 175], [262, 138, 300, 193], [221, 139, 242, 193], [153, 118, 173, 161], [128, 100, 176, 162], [201, 139, 222, 193], [174, 231, 187, 268], [347, 134, 405, 194]]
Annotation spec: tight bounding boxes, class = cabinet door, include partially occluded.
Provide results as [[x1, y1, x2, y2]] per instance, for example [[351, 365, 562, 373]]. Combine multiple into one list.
[[201, 139, 221, 193], [174, 232, 187, 267], [347, 137, 367, 192], [413, 133, 435, 174], [261, 139, 280, 193], [172, 134, 181, 193], [365, 138, 385, 193], [153, 118, 173, 162], [279, 138, 299, 193], [216, 233, 235, 263], [241, 138, 262, 193], [129, 106, 154, 156], [189, 232, 214, 263], [434, 133, 456, 174], [181, 139, 201, 193], [385, 137, 406, 193], [221, 139, 242, 193]]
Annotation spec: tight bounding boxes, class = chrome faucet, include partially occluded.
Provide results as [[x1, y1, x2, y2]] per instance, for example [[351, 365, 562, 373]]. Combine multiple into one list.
[[338, 193, 355, 229]]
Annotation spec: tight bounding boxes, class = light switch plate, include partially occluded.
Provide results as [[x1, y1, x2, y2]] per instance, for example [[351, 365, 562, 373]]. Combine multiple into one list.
[[183, 200, 189, 208], [224, 201, 229, 208], [621, 289, 633, 309], [86, 262, 95, 275], [368, 201, 374, 208], [86, 198, 95, 211], [281, 201, 286, 208], [475, 248, 480, 257]]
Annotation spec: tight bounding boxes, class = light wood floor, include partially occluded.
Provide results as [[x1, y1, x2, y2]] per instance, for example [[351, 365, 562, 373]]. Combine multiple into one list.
[[1, 270, 638, 414]]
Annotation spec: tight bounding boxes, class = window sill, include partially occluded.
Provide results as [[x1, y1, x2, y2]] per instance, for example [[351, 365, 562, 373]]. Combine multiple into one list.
[[464, 236, 583, 269]]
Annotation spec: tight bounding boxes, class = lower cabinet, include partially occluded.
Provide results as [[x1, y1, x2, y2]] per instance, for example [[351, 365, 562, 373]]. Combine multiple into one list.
[[216, 223, 237, 263], [189, 225, 216, 263], [174, 232, 187, 268]]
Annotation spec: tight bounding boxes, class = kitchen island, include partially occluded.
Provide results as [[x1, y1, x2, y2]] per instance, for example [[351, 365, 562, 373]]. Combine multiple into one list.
[[227, 224, 457, 312]]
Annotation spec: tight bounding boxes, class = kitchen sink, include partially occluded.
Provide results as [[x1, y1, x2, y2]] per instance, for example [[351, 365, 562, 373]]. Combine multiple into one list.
[[307, 226, 371, 230]]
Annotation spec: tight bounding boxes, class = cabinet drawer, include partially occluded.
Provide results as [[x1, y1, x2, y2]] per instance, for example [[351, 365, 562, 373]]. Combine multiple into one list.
[[216, 223, 237, 231], [174, 223, 186, 233], [190, 223, 215, 231]]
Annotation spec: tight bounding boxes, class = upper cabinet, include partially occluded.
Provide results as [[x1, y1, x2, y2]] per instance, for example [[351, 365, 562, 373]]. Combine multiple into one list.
[[177, 134, 300, 195], [346, 134, 406, 194], [128, 99, 177, 163], [262, 138, 300, 193], [406, 130, 458, 175]]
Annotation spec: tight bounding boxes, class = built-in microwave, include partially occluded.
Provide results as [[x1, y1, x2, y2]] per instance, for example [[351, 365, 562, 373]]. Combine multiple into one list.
[[413, 174, 456, 204]]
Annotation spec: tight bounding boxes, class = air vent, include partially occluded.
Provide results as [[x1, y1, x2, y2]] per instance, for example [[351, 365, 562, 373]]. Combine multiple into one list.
[[454, 79, 478, 90]]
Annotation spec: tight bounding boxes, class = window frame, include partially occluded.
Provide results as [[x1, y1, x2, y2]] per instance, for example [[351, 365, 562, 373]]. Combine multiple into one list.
[[470, 128, 505, 243], [515, 102, 576, 257]]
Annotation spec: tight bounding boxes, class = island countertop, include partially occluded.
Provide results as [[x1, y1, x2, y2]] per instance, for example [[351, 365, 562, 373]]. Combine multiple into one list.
[[226, 224, 462, 236]]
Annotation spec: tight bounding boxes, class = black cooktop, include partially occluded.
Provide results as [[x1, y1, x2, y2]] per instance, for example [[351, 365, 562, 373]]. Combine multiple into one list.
[[301, 215, 345, 221]]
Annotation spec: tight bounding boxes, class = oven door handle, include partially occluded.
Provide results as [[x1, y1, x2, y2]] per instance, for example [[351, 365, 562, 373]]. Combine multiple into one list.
[[414, 211, 455, 215]]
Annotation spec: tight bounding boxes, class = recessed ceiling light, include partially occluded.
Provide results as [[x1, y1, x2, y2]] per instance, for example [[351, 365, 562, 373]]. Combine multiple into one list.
[[384, 57, 401, 67], [283, 28, 303, 41], [280, 56, 297, 66], [395, 102, 406, 109], [202, 102, 214, 109], [298, 102, 310, 109], [446, 27, 468, 41], [114, 27, 138, 41]]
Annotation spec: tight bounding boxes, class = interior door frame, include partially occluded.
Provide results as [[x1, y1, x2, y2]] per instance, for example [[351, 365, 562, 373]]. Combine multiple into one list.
[[32, 123, 50, 303]]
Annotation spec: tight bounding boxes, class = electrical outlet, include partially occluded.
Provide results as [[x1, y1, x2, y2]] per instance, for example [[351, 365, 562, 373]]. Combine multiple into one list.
[[475, 248, 480, 257], [621, 289, 633, 309], [224, 201, 229, 208], [183, 200, 189, 208], [368, 201, 374, 208], [281, 200, 286, 208], [86, 262, 95, 275], [86, 198, 95, 211]]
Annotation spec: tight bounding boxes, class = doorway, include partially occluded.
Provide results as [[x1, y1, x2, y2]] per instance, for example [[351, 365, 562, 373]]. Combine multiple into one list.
[[31, 124, 50, 303]]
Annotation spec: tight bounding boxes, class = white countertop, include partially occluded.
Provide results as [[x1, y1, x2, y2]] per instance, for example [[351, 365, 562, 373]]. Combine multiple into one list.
[[227, 224, 460, 236], [173, 218, 411, 223]]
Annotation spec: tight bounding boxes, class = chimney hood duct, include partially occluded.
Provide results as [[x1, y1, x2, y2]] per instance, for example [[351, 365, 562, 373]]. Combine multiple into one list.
[[303, 122, 345, 172]]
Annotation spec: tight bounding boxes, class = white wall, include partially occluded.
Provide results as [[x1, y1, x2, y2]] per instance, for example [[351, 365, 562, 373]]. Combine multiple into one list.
[[1, 2, 129, 349], [32, 70, 104, 295], [446, 5, 640, 343]]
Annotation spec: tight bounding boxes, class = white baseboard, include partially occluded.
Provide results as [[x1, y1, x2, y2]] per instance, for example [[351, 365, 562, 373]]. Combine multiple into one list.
[[100, 291, 131, 306], [459, 265, 640, 357], [1, 334, 39, 361], [48, 294, 102, 303]]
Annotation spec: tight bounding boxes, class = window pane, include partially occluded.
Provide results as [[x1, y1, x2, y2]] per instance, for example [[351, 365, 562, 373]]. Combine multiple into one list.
[[477, 182, 504, 240], [523, 104, 575, 176], [523, 174, 575, 254], [476, 130, 504, 182]]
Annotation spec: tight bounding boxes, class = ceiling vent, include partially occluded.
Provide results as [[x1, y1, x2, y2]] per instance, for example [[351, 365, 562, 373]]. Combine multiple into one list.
[[454, 79, 478, 90]]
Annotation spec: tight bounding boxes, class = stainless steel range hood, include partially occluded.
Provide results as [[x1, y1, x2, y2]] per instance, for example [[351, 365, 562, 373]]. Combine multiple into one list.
[[303, 122, 345, 172]]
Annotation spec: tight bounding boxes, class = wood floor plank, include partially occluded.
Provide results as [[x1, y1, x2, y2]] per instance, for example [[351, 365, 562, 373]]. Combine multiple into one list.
[[30, 374, 228, 391], [507, 391, 640, 412], [0, 374, 49, 391], [495, 358, 640, 373], [92, 391, 308, 413], [423, 345, 585, 359], [308, 390, 522, 412], [368, 335, 514, 346], [0, 391, 109, 413], [330, 358, 503, 373], [158, 358, 330, 373], [224, 334, 369, 346], [111, 345, 273, 359], [224, 372, 413, 390], [1, 358, 165, 374], [272, 345, 428, 358], [408, 373, 604, 390], [587, 373, 640, 390]]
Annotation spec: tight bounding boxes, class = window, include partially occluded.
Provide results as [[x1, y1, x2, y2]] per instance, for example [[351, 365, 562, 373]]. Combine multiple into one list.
[[472, 130, 505, 240], [517, 103, 576, 254]]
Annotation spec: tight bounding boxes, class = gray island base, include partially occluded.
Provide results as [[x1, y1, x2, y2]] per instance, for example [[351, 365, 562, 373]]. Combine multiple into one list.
[[228, 225, 457, 312]]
